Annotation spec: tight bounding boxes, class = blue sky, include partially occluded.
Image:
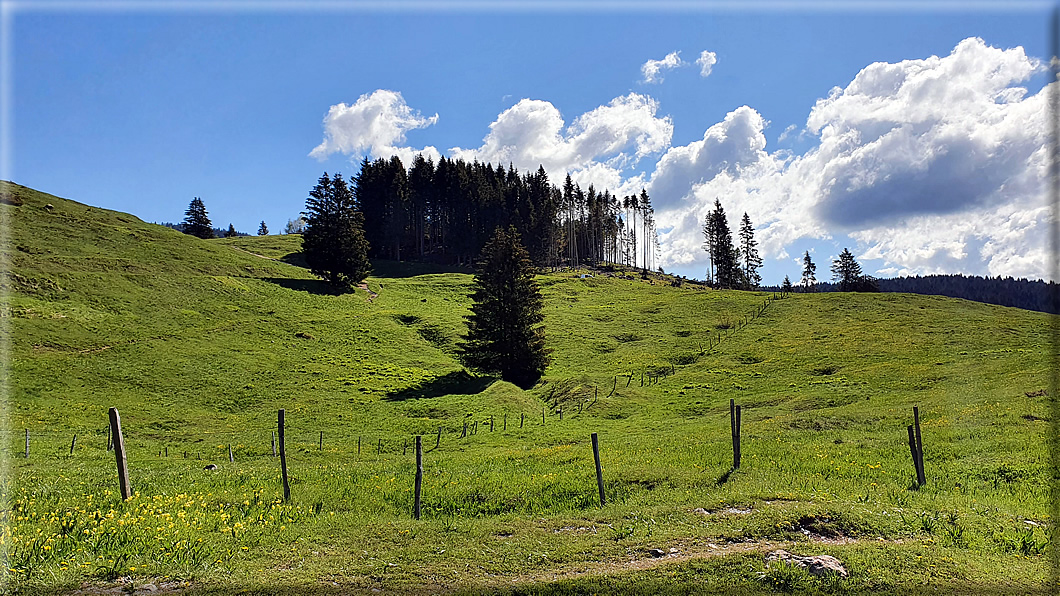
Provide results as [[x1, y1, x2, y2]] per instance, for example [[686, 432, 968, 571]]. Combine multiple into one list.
[[5, 2, 1055, 284]]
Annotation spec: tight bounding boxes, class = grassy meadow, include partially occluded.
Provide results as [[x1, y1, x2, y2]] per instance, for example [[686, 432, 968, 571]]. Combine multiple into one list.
[[0, 181, 1056, 594]]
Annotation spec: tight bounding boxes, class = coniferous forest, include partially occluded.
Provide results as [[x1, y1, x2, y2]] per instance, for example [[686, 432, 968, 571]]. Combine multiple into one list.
[[349, 155, 658, 271]]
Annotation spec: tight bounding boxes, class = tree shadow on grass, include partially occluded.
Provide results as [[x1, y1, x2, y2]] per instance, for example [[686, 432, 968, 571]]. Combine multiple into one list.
[[262, 277, 346, 296], [279, 251, 309, 268], [385, 370, 495, 401]]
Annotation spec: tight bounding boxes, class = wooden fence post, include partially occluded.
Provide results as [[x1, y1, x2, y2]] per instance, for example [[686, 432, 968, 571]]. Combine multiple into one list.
[[462, 422, 467, 438], [228, 444, 234, 463], [730, 399, 739, 470], [278, 409, 290, 501], [378, 438, 382, 454], [319, 431, 323, 451], [490, 415, 494, 432], [735, 405, 742, 469], [503, 413, 507, 431], [272, 431, 276, 457], [108, 408, 132, 500], [358, 436, 361, 455], [913, 406, 926, 486], [436, 426, 442, 449], [70, 434, 77, 455], [24, 429, 29, 459], [591, 432, 606, 506], [906, 425, 920, 485], [165, 446, 168, 458], [414, 435, 423, 520], [521, 412, 525, 428]]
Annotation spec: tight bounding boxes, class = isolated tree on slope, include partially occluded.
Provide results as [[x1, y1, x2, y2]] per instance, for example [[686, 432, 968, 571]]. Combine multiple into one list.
[[705, 199, 740, 289], [258, 221, 269, 235], [738, 212, 762, 289], [801, 251, 817, 292], [459, 226, 551, 389], [831, 248, 863, 291], [301, 172, 371, 291], [781, 275, 793, 293], [831, 248, 879, 292], [182, 197, 214, 239]]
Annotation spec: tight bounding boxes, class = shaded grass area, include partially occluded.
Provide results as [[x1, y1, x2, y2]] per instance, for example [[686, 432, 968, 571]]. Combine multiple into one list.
[[1, 182, 1054, 593]]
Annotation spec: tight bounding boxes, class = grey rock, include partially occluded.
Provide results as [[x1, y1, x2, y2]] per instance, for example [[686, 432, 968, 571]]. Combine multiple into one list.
[[766, 549, 847, 577]]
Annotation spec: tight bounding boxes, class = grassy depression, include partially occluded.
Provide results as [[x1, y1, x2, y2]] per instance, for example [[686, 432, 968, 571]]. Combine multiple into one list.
[[1, 181, 1054, 594]]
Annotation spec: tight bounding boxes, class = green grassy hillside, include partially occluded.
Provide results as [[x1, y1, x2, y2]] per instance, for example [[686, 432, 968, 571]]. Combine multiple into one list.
[[1, 181, 1054, 594]]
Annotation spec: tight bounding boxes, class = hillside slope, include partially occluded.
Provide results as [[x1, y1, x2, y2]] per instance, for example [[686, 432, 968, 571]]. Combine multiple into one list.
[[1, 181, 1054, 594]]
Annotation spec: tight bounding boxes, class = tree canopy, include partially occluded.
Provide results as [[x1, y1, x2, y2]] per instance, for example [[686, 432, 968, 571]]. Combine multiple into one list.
[[459, 226, 551, 389], [182, 197, 214, 239], [301, 172, 371, 291]]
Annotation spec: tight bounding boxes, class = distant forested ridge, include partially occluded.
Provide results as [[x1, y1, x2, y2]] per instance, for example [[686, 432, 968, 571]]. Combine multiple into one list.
[[799, 274, 1058, 314], [352, 155, 657, 270]]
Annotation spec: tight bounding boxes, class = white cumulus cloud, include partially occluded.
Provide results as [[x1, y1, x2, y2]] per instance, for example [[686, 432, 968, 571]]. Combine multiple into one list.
[[450, 93, 672, 191], [309, 89, 441, 163], [641, 51, 686, 84], [696, 50, 717, 77], [651, 37, 1052, 280]]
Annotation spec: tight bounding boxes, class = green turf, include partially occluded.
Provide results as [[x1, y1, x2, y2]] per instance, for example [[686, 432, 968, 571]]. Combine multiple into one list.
[[1, 181, 1054, 594]]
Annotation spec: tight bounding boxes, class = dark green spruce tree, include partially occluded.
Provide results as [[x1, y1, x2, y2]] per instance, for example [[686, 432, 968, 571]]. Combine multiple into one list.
[[831, 248, 878, 292], [459, 226, 551, 389], [224, 224, 238, 238], [801, 251, 817, 292], [258, 221, 269, 235], [738, 212, 762, 289], [301, 172, 371, 291], [781, 275, 793, 293], [182, 197, 214, 239]]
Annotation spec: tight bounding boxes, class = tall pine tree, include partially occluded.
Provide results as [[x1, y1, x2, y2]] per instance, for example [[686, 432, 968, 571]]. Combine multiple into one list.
[[182, 197, 214, 239], [801, 251, 817, 292], [738, 212, 762, 289], [301, 172, 371, 291], [459, 226, 550, 389]]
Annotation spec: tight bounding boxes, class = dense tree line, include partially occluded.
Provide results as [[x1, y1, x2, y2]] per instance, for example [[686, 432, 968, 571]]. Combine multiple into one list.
[[352, 155, 656, 269]]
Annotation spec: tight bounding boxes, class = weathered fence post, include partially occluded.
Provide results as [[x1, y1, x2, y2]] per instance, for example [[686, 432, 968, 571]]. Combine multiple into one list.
[[272, 431, 276, 457], [378, 438, 382, 454], [913, 406, 926, 486], [591, 432, 606, 506], [559, 408, 563, 421], [358, 436, 362, 455], [490, 415, 494, 432], [108, 408, 132, 500], [462, 422, 467, 438], [278, 409, 290, 501], [70, 434, 77, 455], [228, 444, 234, 463], [436, 426, 442, 449], [736, 404, 742, 469], [414, 435, 423, 520], [503, 412, 507, 431], [906, 425, 921, 486], [319, 431, 323, 451], [165, 446, 168, 457], [24, 429, 29, 459], [521, 412, 525, 428]]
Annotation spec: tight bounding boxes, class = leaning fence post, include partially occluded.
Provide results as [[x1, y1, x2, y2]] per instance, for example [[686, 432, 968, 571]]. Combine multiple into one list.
[[906, 425, 921, 485], [414, 435, 423, 520], [591, 432, 606, 506], [108, 408, 132, 500], [278, 409, 290, 501], [913, 406, 926, 486], [436, 426, 442, 449], [70, 434, 77, 455]]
